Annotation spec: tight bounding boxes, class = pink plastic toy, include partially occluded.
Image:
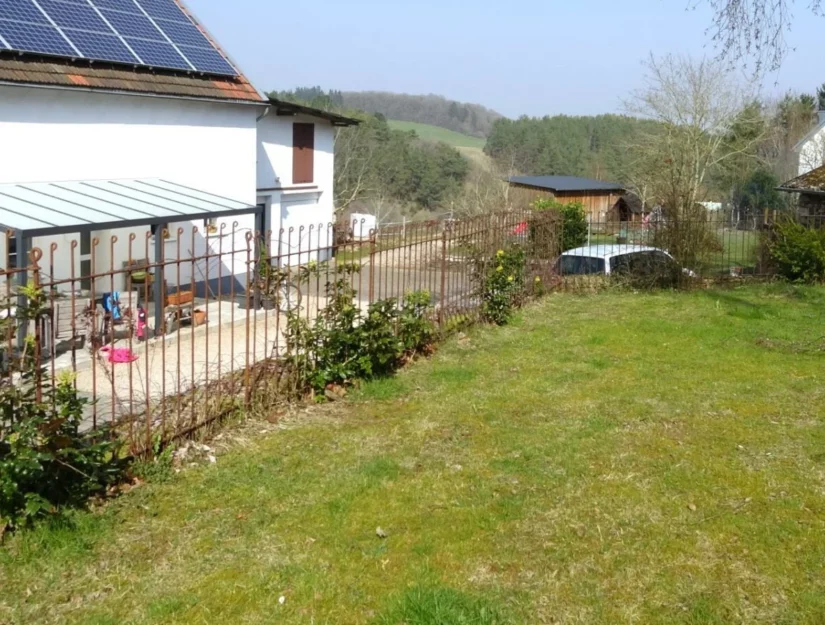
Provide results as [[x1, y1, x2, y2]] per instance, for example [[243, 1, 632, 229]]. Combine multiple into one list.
[[99, 345, 139, 364]]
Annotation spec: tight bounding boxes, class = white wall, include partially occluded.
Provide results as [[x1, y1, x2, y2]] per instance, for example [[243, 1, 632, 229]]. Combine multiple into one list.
[[256, 114, 336, 265], [0, 86, 261, 293], [799, 125, 825, 176]]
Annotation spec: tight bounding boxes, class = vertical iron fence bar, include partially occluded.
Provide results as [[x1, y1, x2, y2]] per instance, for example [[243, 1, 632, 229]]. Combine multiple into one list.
[[189, 227, 197, 430], [90, 237, 99, 430], [31, 247, 42, 404]]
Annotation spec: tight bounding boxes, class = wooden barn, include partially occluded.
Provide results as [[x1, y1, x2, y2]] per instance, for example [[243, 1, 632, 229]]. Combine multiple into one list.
[[508, 175, 626, 223]]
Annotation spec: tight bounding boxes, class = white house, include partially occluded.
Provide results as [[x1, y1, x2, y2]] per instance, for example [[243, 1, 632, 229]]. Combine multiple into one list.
[[0, 0, 357, 301], [257, 99, 358, 266], [795, 111, 825, 176]]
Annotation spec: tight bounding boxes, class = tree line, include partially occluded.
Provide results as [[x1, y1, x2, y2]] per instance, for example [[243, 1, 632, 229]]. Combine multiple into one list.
[[279, 87, 503, 139], [484, 114, 661, 182], [482, 80, 824, 219]]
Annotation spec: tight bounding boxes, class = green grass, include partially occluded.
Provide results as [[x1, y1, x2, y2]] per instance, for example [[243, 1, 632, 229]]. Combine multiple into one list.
[[388, 120, 487, 150], [4, 285, 825, 624]]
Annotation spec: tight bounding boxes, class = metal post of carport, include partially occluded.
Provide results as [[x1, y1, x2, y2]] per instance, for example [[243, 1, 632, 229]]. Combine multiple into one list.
[[253, 206, 267, 310], [15, 229, 31, 352]]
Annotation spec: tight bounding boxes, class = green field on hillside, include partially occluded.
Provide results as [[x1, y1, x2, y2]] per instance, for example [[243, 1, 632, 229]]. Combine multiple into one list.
[[388, 120, 487, 150]]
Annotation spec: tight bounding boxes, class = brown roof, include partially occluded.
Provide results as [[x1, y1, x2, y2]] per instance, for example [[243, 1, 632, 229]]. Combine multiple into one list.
[[779, 165, 825, 193], [614, 193, 646, 214], [269, 98, 361, 126], [0, 54, 265, 104]]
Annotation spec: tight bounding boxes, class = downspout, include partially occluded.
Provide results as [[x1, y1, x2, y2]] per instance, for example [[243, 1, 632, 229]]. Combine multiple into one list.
[[256, 105, 271, 123]]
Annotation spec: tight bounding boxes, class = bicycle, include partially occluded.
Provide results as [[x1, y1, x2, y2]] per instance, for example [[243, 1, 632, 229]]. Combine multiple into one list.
[[257, 264, 302, 313]]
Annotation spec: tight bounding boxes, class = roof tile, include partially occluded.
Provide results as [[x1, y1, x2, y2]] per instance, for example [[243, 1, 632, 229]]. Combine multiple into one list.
[[780, 166, 825, 192], [0, 55, 265, 103]]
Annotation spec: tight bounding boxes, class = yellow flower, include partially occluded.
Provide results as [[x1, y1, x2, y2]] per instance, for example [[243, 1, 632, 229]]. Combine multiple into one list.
[[496, 249, 505, 256], [535, 276, 542, 282], [496, 265, 504, 272], [508, 275, 514, 282]]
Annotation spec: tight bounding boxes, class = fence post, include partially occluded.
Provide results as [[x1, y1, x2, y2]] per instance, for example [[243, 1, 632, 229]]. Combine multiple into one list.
[[15, 231, 31, 354], [368, 229, 376, 304], [31, 247, 42, 403], [439, 225, 447, 330]]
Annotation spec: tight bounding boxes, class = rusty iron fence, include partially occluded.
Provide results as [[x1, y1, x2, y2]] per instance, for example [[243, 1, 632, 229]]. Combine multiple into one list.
[[0, 205, 797, 454], [1, 208, 561, 454]]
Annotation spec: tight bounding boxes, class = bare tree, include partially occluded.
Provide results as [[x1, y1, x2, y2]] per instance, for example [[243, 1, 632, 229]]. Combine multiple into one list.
[[701, 0, 823, 71], [334, 124, 377, 214], [624, 55, 764, 266], [451, 149, 526, 217]]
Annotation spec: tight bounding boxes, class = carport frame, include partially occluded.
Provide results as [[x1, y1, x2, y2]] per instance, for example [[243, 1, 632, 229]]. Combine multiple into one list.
[[0, 180, 268, 350]]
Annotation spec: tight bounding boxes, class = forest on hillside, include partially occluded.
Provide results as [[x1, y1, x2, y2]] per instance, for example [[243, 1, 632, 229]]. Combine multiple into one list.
[[484, 114, 661, 182], [276, 87, 502, 138]]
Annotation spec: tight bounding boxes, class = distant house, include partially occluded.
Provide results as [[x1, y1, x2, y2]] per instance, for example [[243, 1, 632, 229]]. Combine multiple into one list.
[[778, 165, 825, 227], [794, 111, 825, 176], [508, 175, 626, 222]]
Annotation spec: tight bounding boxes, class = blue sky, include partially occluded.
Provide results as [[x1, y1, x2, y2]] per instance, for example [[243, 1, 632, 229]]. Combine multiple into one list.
[[188, 0, 821, 119]]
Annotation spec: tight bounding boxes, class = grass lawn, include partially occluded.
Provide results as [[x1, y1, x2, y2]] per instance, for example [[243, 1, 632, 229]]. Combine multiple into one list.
[[4, 285, 825, 624], [388, 120, 487, 150]]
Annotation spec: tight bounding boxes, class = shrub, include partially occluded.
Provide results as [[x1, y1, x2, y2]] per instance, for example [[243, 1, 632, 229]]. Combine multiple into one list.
[[532, 198, 587, 251], [475, 247, 527, 325], [285, 266, 435, 394], [0, 285, 125, 533], [767, 219, 825, 283]]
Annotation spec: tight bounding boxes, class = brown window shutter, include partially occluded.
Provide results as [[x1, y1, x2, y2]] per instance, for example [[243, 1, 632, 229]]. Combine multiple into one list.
[[293, 123, 315, 184]]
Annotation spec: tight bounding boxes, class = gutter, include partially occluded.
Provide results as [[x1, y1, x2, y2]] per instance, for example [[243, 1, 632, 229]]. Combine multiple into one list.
[[777, 187, 825, 196]]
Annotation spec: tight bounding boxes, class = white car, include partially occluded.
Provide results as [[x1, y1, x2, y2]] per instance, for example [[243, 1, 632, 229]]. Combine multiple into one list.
[[556, 245, 693, 280]]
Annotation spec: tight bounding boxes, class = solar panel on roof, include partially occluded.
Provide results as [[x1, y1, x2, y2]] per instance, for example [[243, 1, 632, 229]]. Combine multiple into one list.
[[1, 0, 49, 24], [0, 19, 76, 56], [139, 0, 189, 22], [125, 36, 189, 70], [176, 44, 234, 75], [39, 0, 110, 32], [0, 0, 239, 77], [92, 0, 141, 13], [68, 29, 137, 63], [100, 9, 161, 39]]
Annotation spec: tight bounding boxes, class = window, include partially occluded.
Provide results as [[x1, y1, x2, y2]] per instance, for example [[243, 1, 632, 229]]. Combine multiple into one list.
[[293, 123, 315, 184], [80, 231, 91, 256], [7, 236, 17, 269], [610, 254, 632, 274], [558, 255, 605, 275], [80, 259, 92, 291]]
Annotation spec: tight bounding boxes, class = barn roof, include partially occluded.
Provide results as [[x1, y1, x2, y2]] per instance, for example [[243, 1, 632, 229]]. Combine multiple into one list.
[[0, 54, 264, 104], [778, 165, 825, 195], [508, 175, 625, 193]]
